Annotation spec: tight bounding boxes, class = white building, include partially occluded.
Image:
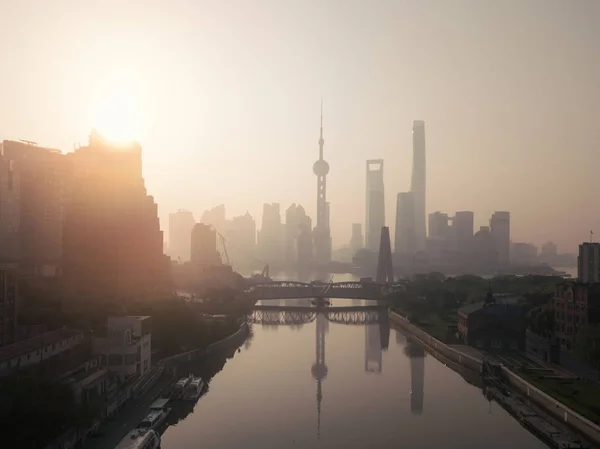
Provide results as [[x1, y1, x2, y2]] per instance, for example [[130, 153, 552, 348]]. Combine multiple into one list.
[[93, 316, 152, 382], [578, 242, 600, 283]]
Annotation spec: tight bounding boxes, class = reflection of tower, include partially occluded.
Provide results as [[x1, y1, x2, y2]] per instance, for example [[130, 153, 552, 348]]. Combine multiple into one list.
[[364, 322, 383, 373], [313, 102, 332, 264], [404, 341, 425, 414], [311, 313, 328, 439]]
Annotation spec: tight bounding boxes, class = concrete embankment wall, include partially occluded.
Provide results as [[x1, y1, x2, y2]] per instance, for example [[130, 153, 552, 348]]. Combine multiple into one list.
[[388, 310, 482, 372], [501, 367, 600, 443], [161, 321, 249, 365], [389, 310, 600, 444]]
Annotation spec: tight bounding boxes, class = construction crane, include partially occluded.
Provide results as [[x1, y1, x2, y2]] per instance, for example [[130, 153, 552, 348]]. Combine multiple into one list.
[[209, 224, 269, 277]]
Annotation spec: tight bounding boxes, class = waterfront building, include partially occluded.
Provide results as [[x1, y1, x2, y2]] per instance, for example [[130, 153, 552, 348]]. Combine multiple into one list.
[[511, 242, 538, 266], [285, 204, 312, 265], [257, 203, 284, 264], [93, 316, 152, 382], [554, 281, 600, 352], [349, 223, 363, 254], [228, 212, 257, 267]]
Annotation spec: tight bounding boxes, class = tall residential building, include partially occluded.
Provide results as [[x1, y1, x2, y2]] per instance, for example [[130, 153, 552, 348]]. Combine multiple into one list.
[[452, 211, 474, 247], [191, 223, 221, 267], [312, 103, 332, 264], [349, 223, 363, 254], [490, 211, 511, 266], [62, 130, 170, 300], [0, 264, 18, 347], [285, 204, 312, 265], [0, 140, 67, 276], [578, 242, 600, 282], [394, 192, 416, 255], [257, 203, 284, 264], [228, 212, 256, 267], [168, 209, 195, 262], [365, 159, 385, 251], [410, 121, 427, 251]]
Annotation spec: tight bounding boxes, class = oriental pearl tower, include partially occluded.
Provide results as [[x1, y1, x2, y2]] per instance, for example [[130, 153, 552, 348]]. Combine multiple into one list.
[[313, 101, 332, 264]]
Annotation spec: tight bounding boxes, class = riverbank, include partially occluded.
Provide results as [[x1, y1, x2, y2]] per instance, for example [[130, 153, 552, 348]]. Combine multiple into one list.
[[79, 322, 248, 449], [389, 310, 600, 445]]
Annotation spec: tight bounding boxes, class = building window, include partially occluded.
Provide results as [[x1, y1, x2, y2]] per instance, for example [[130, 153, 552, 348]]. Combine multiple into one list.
[[491, 339, 502, 349]]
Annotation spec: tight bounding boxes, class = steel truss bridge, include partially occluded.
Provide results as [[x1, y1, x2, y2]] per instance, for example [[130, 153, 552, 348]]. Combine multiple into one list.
[[249, 306, 388, 326], [243, 281, 406, 301]]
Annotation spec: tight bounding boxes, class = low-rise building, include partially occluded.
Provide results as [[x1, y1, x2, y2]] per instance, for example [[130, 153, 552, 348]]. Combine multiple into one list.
[[93, 316, 152, 382], [458, 290, 525, 351], [0, 328, 85, 377]]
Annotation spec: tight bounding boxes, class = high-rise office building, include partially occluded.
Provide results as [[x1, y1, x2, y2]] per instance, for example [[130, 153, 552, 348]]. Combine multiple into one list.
[[228, 212, 257, 267], [258, 203, 284, 264], [62, 130, 170, 299], [453, 211, 474, 246], [410, 121, 427, 251], [191, 223, 221, 267], [168, 209, 195, 262], [427, 212, 451, 266], [490, 211, 510, 266], [365, 159, 385, 251], [578, 242, 600, 282], [200, 204, 227, 234], [349, 223, 363, 254], [0, 264, 18, 347], [394, 192, 416, 255], [285, 204, 312, 265], [313, 103, 332, 264], [0, 140, 67, 276]]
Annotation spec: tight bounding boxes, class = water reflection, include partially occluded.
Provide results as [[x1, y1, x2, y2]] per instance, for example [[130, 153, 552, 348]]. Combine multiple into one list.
[[404, 341, 425, 415], [312, 313, 328, 439]]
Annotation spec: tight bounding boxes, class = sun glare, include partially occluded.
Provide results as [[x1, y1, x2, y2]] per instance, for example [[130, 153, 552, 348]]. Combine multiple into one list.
[[91, 72, 142, 143]]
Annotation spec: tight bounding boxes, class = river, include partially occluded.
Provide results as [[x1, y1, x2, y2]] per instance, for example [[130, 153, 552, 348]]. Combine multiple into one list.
[[160, 273, 550, 449]]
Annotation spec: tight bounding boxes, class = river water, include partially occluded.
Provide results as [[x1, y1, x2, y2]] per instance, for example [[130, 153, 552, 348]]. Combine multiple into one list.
[[161, 280, 549, 449]]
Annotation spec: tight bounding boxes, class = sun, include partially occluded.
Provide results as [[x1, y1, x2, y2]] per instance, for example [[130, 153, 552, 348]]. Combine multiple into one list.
[[91, 71, 143, 143]]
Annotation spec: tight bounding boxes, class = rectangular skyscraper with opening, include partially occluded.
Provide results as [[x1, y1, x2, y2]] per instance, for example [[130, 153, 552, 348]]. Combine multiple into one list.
[[365, 160, 385, 251], [411, 121, 426, 252]]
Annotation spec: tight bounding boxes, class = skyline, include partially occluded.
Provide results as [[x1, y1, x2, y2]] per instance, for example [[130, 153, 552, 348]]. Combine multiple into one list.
[[2, 0, 599, 251]]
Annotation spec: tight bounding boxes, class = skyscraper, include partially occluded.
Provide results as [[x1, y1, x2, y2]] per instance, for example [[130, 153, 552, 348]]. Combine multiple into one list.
[[313, 102, 332, 264], [349, 223, 363, 254], [0, 264, 18, 347], [62, 130, 170, 299], [490, 211, 510, 266], [394, 192, 416, 255], [365, 159, 385, 251], [578, 242, 600, 282], [257, 203, 284, 264], [0, 140, 67, 276], [411, 121, 427, 251], [285, 204, 312, 265], [191, 223, 221, 267], [168, 209, 195, 262]]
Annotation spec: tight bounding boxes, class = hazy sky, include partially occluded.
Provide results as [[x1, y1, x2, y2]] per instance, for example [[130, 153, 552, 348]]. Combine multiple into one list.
[[1, 0, 599, 252]]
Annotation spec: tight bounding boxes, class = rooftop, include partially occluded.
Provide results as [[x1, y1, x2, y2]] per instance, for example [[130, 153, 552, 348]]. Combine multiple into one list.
[[0, 328, 83, 363], [459, 301, 523, 317]]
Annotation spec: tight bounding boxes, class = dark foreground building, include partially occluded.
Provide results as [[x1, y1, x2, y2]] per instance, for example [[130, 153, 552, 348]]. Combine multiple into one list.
[[62, 131, 171, 300], [458, 290, 525, 351]]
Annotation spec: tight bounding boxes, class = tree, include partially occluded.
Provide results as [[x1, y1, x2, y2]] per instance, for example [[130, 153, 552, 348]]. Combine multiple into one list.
[[574, 324, 600, 370]]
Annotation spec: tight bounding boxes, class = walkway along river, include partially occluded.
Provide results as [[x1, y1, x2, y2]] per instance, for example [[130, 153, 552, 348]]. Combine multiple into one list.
[[159, 299, 549, 449]]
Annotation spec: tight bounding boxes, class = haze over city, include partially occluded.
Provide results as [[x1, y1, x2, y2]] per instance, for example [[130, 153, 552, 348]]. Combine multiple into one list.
[[2, 0, 599, 251]]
